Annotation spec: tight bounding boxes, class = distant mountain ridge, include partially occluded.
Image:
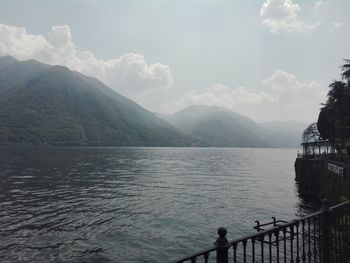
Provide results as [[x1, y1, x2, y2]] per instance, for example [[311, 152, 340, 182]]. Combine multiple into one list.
[[164, 105, 307, 148], [260, 121, 307, 148], [0, 56, 307, 148], [0, 56, 194, 146], [165, 105, 270, 147]]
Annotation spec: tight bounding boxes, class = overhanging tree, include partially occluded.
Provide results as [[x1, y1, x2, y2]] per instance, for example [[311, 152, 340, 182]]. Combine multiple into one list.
[[317, 59, 350, 153]]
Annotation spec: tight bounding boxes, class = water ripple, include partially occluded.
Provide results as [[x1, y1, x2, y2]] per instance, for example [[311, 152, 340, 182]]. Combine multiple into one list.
[[0, 147, 304, 262]]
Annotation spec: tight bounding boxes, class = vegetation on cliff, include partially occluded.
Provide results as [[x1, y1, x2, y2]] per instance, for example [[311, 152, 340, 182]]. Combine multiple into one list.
[[317, 59, 350, 152], [0, 56, 194, 146]]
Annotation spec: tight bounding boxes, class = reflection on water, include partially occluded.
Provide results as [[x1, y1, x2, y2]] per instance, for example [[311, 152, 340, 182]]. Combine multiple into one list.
[[0, 147, 307, 262]]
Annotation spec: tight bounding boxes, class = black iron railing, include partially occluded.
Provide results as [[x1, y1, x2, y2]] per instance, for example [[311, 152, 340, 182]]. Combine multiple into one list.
[[172, 199, 350, 263]]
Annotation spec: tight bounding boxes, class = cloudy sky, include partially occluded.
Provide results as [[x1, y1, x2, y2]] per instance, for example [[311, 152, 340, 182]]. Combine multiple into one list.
[[0, 0, 349, 123]]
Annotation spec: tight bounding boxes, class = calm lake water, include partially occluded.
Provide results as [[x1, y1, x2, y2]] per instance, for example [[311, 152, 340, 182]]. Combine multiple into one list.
[[0, 147, 308, 262]]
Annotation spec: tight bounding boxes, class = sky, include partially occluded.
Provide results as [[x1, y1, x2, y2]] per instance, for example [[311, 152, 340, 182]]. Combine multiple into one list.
[[0, 0, 349, 123]]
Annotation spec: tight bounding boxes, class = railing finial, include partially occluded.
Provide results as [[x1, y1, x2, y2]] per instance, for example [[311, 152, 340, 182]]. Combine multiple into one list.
[[322, 199, 329, 210], [214, 227, 229, 247], [214, 227, 229, 263]]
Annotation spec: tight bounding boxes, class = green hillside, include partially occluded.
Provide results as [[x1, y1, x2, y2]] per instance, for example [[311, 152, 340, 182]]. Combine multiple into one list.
[[0, 56, 193, 146]]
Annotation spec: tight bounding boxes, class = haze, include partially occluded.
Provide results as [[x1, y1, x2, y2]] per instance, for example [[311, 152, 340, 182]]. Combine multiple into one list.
[[0, 0, 349, 123]]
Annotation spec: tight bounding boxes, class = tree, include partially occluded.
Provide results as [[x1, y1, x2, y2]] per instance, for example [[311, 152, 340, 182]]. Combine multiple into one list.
[[327, 81, 346, 108], [317, 59, 350, 154], [341, 59, 350, 81], [303, 123, 320, 143], [317, 108, 335, 142]]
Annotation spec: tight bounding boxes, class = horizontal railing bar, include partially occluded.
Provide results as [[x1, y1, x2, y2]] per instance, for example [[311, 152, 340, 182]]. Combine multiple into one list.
[[295, 211, 323, 221], [330, 200, 350, 210], [170, 246, 217, 263]]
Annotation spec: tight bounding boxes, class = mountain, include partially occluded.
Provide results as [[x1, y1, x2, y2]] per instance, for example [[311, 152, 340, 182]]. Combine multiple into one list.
[[165, 105, 271, 147], [0, 56, 194, 146], [260, 121, 308, 148], [153, 112, 171, 120], [164, 105, 307, 148], [0, 55, 18, 69]]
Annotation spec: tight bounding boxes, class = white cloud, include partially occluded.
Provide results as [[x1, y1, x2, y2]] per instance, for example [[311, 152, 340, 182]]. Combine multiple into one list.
[[173, 69, 327, 123], [0, 24, 173, 101], [259, 0, 319, 34], [0, 23, 328, 122], [330, 22, 343, 28], [314, 1, 322, 9]]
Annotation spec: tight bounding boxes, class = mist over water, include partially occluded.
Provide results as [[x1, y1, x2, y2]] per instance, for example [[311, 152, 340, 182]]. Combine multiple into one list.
[[0, 147, 306, 262]]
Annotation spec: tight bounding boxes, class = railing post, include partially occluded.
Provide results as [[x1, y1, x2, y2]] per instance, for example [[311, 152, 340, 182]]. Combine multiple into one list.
[[321, 199, 332, 263], [214, 227, 230, 263]]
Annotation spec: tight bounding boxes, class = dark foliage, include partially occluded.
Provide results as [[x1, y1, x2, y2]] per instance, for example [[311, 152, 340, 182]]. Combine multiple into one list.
[[302, 122, 320, 143], [317, 59, 350, 150]]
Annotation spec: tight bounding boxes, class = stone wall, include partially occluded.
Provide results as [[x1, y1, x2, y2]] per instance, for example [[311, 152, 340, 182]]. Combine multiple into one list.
[[295, 157, 350, 204]]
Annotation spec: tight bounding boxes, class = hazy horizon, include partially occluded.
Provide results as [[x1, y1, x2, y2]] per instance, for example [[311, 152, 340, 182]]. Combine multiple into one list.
[[0, 0, 349, 123]]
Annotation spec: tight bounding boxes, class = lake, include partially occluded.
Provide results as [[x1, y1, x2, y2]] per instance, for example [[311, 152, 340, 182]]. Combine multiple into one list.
[[0, 147, 308, 262]]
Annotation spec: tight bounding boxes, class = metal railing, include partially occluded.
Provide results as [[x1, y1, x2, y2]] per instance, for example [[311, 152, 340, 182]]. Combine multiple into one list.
[[172, 199, 350, 263]]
